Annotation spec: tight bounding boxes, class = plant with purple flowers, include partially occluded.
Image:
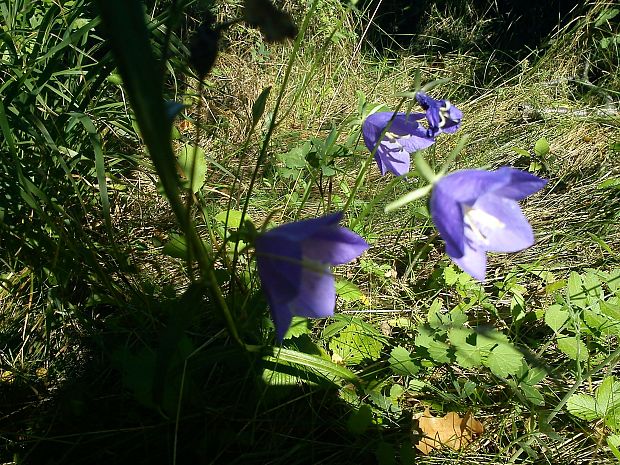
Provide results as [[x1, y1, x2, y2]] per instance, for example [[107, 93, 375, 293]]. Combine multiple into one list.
[[362, 93, 462, 177], [415, 91, 463, 137], [430, 167, 547, 281], [362, 112, 435, 176], [255, 212, 368, 340]]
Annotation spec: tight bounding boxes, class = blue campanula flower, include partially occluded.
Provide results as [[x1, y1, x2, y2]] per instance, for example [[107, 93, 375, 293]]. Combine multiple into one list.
[[362, 112, 436, 176], [430, 167, 547, 281], [255, 212, 369, 340], [415, 91, 463, 137]]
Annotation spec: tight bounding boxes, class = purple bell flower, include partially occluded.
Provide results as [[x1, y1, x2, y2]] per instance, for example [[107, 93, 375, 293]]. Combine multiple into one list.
[[362, 112, 436, 176], [430, 167, 547, 281], [416, 91, 463, 137], [255, 212, 369, 340]]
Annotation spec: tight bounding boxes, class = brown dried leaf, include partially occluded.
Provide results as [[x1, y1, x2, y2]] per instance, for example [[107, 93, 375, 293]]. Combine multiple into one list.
[[415, 408, 484, 454]]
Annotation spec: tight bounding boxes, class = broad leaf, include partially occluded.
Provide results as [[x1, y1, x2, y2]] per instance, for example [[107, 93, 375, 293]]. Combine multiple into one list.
[[566, 393, 599, 420]]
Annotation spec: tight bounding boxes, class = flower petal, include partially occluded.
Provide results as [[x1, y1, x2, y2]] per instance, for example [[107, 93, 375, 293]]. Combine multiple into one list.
[[493, 167, 548, 200], [255, 236, 302, 304], [262, 212, 342, 242], [432, 169, 511, 205], [287, 266, 336, 319], [430, 183, 466, 258], [375, 142, 411, 176], [270, 302, 293, 341], [451, 242, 488, 281], [415, 91, 462, 136], [469, 194, 534, 252], [303, 227, 369, 265]]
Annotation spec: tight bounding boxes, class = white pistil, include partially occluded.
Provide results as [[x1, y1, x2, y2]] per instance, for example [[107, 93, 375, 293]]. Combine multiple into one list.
[[463, 205, 505, 245]]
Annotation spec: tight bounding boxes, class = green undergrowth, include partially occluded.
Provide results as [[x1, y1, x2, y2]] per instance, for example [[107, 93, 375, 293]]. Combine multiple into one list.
[[1, 0, 619, 464]]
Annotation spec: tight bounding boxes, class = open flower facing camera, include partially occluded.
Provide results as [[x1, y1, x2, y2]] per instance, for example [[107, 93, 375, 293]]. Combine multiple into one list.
[[430, 167, 547, 281], [255, 212, 368, 340]]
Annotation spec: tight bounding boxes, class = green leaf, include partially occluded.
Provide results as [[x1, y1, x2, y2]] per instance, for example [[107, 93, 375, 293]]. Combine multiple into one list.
[[520, 384, 545, 406], [347, 404, 373, 435], [329, 324, 383, 365], [607, 435, 620, 460], [545, 304, 570, 332], [177, 143, 207, 193], [568, 271, 588, 308], [251, 86, 271, 129], [162, 233, 188, 259], [597, 178, 620, 190], [534, 137, 550, 158], [215, 209, 246, 229], [335, 279, 366, 303], [485, 342, 524, 378], [512, 147, 532, 157], [389, 346, 420, 376], [566, 393, 599, 420], [283, 317, 311, 340], [448, 327, 482, 368], [264, 347, 358, 384], [596, 376, 620, 415], [278, 142, 310, 169], [557, 336, 589, 361]]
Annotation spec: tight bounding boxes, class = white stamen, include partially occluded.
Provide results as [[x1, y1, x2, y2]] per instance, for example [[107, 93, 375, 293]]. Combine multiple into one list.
[[384, 131, 410, 151], [463, 205, 505, 245]]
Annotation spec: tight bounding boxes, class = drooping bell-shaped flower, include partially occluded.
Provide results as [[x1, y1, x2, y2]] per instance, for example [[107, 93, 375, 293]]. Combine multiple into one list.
[[255, 212, 369, 340], [416, 91, 463, 137], [430, 167, 547, 281], [362, 112, 436, 176]]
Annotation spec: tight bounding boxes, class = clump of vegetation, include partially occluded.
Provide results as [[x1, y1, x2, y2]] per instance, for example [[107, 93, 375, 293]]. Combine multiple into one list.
[[1, 0, 619, 463]]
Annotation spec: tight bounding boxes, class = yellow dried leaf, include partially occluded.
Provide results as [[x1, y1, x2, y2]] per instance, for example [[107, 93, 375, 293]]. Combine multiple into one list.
[[415, 408, 483, 454]]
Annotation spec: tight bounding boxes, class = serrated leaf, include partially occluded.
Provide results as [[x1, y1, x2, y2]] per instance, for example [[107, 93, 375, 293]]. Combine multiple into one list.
[[444, 266, 459, 286], [596, 376, 620, 415], [389, 346, 420, 376], [584, 310, 620, 335], [448, 327, 482, 368], [329, 324, 383, 365], [557, 336, 589, 361], [534, 137, 549, 157], [545, 304, 570, 332], [427, 339, 452, 364], [566, 393, 599, 420], [177, 143, 207, 193], [336, 279, 366, 303], [278, 143, 310, 169], [162, 233, 188, 259], [485, 342, 524, 378]]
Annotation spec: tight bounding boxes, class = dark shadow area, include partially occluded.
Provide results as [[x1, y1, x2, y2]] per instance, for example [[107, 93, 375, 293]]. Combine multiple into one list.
[[356, 0, 586, 81], [0, 286, 384, 465]]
